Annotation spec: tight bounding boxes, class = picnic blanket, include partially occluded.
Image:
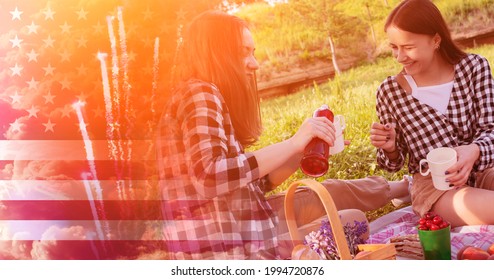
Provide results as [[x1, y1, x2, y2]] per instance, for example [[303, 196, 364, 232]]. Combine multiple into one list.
[[367, 206, 494, 260]]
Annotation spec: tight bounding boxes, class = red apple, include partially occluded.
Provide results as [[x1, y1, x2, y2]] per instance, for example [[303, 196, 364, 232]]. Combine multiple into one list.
[[488, 255, 494, 260], [487, 243, 494, 255], [457, 245, 472, 260], [460, 246, 490, 260]]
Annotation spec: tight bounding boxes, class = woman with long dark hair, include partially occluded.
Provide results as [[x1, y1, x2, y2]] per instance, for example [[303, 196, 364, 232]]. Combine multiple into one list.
[[371, 0, 494, 227]]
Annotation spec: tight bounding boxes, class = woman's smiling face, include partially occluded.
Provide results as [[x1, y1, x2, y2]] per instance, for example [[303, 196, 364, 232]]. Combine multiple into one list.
[[386, 25, 440, 76]]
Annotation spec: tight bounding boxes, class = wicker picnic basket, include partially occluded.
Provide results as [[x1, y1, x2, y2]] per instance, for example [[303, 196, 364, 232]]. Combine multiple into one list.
[[284, 179, 397, 260]]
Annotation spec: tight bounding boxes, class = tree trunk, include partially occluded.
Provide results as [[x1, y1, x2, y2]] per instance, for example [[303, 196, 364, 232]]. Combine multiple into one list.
[[328, 34, 341, 75], [366, 4, 376, 48]]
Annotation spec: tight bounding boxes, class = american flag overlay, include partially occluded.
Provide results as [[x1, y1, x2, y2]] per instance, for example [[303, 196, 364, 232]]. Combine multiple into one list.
[[0, 0, 220, 259]]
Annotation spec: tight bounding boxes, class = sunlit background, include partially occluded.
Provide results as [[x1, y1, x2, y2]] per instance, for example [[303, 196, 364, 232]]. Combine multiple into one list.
[[1, 0, 493, 260], [0, 0, 265, 260]]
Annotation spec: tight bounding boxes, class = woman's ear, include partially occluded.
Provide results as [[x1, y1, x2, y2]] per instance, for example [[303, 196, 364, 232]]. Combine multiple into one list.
[[433, 33, 442, 49]]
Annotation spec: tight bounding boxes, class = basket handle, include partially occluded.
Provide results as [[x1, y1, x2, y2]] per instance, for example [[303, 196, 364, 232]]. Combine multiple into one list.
[[284, 179, 352, 260]]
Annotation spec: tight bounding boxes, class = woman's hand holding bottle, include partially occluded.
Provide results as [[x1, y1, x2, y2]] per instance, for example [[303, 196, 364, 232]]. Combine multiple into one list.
[[288, 116, 336, 153]]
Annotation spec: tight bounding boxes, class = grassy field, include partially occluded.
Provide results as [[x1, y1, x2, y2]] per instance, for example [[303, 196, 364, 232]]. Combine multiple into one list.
[[252, 45, 494, 221], [237, 0, 494, 80]]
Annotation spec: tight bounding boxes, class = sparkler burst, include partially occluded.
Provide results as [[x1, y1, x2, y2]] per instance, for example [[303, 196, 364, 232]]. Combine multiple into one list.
[[0, 0, 223, 260]]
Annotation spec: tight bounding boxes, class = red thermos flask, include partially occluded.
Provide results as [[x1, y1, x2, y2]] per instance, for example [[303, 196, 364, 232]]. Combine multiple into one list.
[[300, 105, 334, 177]]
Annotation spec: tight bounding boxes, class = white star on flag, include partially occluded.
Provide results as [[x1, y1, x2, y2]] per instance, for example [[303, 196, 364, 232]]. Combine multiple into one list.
[[0, 0, 197, 260], [42, 119, 56, 132], [10, 64, 23, 76], [9, 91, 22, 104], [43, 91, 55, 104], [26, 21, 39, 34], [43, 35, 55, 48], [43, 63, 56, 76], [9, 119, 23, 133], [26, 49, 39, 62], [43, 6, 55, 20], [9, 35, 23, 48], [59, 22, 72, 34], [27, 105, 41, 118], [26, 77, 39, 90], [10, 7, 23, 20], [76, 8, 88, 20]]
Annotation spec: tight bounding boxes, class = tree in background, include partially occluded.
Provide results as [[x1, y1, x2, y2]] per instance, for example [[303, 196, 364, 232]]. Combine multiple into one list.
[[284, 0, 369, 75], [335, 0, 396, 59]]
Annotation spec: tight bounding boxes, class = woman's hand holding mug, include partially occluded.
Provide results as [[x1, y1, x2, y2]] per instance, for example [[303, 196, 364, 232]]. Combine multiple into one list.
[[445, 144, 480, 188]]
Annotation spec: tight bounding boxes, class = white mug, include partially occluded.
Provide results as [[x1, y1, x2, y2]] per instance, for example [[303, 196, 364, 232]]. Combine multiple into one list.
[[419, 147, 457, 190], [330, 115, 346, 155]]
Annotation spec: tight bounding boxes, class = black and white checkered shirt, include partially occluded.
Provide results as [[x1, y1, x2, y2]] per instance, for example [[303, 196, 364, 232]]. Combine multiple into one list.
[[376, 54, 494, 186], [156, 79, 278, 259]]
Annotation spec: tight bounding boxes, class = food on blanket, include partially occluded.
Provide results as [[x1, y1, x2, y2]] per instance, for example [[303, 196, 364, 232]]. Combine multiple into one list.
[[389, 234, 424, 260], [417, 213, 452, 260], [457, 246, 490, 260], [487, 243, 494, 255], [417, 212, 449, 231], [456, 245, 472, 260]]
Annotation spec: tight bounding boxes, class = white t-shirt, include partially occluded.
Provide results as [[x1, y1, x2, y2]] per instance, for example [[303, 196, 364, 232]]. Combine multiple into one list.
[[404, 75, 453, 114]]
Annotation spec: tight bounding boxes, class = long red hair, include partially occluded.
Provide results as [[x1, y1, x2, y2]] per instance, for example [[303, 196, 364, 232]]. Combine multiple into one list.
[[171, 11, 262, 147]]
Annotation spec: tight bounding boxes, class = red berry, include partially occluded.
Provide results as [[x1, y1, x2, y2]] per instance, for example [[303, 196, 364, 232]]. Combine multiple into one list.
[[425, 212, 435, 220], [418, 225, 429, 231], [430, 224, 440, 231], [425, 220, 433, 228], [433, 216, 443, 225], [418, 213, 450, 230]]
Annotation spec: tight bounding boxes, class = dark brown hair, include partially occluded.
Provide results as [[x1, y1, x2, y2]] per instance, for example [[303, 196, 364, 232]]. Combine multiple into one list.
[[385, 0, 466, 64], [172, 11, 262, 147]]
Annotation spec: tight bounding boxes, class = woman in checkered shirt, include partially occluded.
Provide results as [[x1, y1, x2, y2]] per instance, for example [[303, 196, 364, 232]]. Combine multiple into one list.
[[156, 11, 412, 259], [370, 0, 494, 228]]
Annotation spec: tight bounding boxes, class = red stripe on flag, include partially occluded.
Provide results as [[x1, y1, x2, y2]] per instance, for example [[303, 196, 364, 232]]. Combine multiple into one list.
[[0, 240, 168, 260], [0, 180, 156, 200], [0, 200, 163, 220], [0, 160, 156, 180], [0, 140, 154, 160], [1, 199, 275, 220], [0, 240, 279, 259]]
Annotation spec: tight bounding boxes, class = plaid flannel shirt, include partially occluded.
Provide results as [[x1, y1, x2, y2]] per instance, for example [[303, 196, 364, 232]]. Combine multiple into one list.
[[156, 79, 278, 259], [376, 54, 494, 186]]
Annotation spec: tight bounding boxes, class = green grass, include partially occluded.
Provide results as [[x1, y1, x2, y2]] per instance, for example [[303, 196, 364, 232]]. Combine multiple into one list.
[[236, 0, 494, 78], [253, 45, 494, 221]]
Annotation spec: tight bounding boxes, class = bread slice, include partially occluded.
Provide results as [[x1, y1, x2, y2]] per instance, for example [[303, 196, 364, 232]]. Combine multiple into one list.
[[389, 234, 424, 260]]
